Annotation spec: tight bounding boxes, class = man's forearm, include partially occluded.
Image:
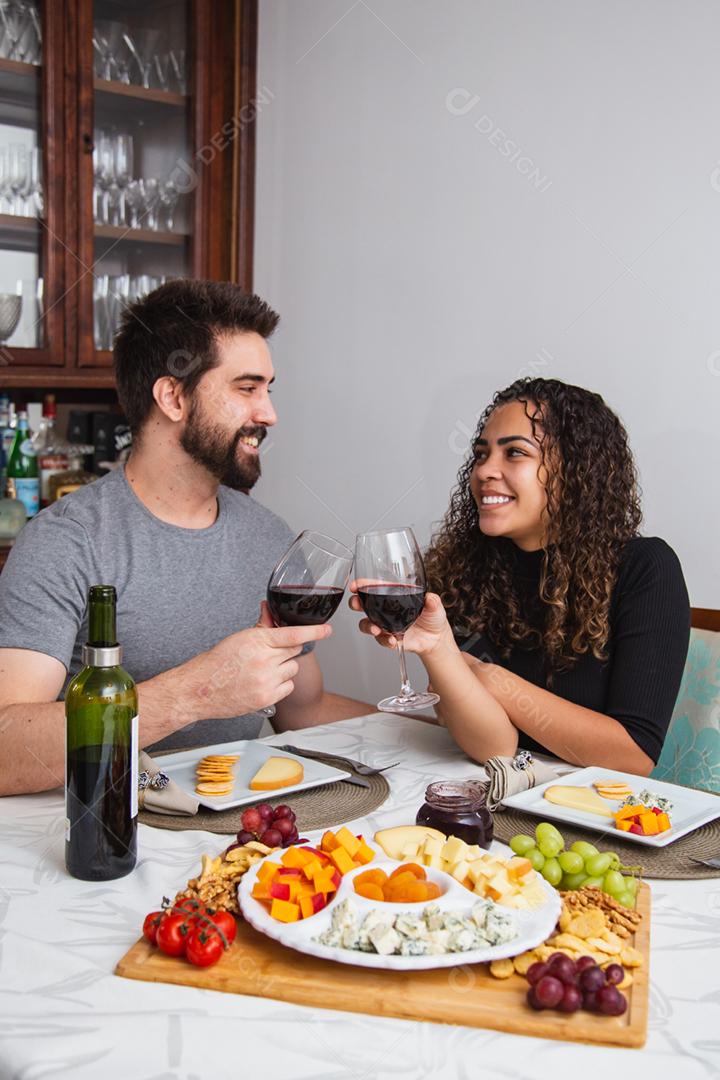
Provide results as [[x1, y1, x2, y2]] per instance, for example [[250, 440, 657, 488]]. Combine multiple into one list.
[[0, 666, 207, 797]]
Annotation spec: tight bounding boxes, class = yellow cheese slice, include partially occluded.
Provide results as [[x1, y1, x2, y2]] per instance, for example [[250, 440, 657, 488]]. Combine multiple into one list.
[[373, 824, 445, 860], [249, 756, 304, 791], [543, 785, 614, 818]]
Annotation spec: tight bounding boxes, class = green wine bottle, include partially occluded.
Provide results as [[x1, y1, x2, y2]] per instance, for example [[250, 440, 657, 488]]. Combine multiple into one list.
[[6, 410, 39, 518], [65, 585, 138, 881]]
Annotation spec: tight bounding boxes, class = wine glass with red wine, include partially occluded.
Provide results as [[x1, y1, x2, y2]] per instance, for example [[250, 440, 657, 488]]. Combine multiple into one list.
[[267, 531, 353, 627], [355, 527, 440, 713]]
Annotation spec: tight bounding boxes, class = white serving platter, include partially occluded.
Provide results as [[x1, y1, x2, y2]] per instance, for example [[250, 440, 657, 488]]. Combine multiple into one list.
[[501, 765, 720, 847], [238, 836, 561, 971], [151, 740, 351, 811]]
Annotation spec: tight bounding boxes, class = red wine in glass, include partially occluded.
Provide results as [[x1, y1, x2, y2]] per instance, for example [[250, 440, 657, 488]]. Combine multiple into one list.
[[355, 584, 425, 635], [268, 584, 344, 627], [355, 528, 440, 713]]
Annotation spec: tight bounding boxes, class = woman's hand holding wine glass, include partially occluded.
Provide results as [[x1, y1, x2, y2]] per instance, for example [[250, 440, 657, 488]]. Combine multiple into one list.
[[349, 586, 453, 657]]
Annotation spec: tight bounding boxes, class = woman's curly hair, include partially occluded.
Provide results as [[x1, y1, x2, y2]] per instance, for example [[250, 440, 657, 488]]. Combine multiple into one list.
[[425, 378, 642, 676]]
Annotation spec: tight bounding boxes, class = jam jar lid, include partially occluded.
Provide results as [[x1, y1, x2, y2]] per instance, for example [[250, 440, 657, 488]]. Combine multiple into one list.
[[423, 779, 489, 811]]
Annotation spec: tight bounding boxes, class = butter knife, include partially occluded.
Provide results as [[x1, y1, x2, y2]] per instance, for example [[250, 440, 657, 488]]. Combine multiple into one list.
[[276, 744, 371, 788]]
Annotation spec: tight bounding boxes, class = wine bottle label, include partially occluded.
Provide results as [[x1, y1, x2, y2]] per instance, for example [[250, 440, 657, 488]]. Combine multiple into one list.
[[131, 714, 139, 818], [19, 439, 36, 456], [12, 477, 39, 517]]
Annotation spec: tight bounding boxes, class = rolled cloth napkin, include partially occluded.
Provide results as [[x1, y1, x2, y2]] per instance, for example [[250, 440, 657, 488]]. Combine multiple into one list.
[[485, 750, 560, 811], [138, 750, 199, 816]]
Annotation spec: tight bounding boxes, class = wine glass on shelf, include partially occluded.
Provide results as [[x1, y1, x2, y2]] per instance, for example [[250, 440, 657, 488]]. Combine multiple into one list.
[[354, 527, 440, 713], [8, 143, 29, 216], [0, 288, 22, 347], [159, 179, 179, 231], [112, 133, 133, 226], [124, 27, 162, 89]]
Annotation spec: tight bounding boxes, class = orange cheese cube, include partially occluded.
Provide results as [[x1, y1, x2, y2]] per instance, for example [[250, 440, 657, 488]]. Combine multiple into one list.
[[281, 847, 312, 868], [302, 858, 323, 880], [335, 827, 361, 858], [639, 812, 659, 835], [616, 819, 633, 832], [257, 861, 280, 882], [313, 869, 336, 894], [270, 898, 300, 922], [614, 804, 640, 821], [656, 812, 671, 832], [299, 896, 315, 919], [328, 846, 356, 875], [251, 882, 271, 901], [355, 838, 375, 865], [320, 830, 340, 852]]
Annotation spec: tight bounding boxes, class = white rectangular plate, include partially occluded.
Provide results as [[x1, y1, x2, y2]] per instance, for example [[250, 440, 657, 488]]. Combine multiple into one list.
[[501, 766, 720, 847], [151, 740, 351, 811]]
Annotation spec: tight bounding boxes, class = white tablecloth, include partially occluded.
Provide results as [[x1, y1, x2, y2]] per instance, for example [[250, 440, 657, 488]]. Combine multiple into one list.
[[2, 714, 719, 1080]]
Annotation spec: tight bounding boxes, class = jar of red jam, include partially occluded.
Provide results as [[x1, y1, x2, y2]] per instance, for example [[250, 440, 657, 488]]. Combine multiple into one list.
[[416, 779, 494, 848]]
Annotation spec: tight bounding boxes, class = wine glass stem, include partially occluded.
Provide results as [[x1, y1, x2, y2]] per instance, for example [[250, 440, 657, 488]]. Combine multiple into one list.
[[395, 634, 412, 697]]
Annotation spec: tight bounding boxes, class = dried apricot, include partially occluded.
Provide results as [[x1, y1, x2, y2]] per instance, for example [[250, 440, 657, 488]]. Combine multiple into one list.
[[389, 863, 426, 881], [424, 882, 441, 900], [354, 881, 385, 901], [354, 868, 388, 888]]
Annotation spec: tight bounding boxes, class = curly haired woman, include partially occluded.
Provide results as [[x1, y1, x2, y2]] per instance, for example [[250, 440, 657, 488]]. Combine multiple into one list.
[[351, 378, 690, 773]]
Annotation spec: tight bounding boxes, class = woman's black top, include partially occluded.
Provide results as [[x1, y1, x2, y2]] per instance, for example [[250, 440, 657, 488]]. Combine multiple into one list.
[[457, 537, 690, 763]]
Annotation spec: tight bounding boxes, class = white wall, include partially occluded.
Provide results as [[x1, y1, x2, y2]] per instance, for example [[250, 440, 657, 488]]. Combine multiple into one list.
[[254, 0, 720, 705]]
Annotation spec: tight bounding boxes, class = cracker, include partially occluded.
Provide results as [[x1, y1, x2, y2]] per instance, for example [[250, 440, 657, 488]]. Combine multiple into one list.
[[620, 945, 643, 968], [512, 951, 539, 975], [489, 958, 515, 979]]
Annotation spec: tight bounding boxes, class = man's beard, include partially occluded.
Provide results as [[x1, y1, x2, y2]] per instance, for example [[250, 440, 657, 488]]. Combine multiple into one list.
[[180, 396, 266, 491]]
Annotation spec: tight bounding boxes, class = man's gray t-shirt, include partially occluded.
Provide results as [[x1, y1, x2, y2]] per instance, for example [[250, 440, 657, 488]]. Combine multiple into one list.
[[0, 466, 298, 750]]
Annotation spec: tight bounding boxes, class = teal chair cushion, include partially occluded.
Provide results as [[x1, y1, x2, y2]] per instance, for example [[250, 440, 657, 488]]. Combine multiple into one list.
[[651, 628, 720, 793]]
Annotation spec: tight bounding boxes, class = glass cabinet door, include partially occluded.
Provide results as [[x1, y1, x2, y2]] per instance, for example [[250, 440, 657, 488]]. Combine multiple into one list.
[[79, 0, 196, 366], [0, 1, 64, 368]]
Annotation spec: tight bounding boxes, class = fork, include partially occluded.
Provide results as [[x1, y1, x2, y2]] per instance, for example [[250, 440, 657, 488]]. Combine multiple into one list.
[[277, 744, 399, 776]]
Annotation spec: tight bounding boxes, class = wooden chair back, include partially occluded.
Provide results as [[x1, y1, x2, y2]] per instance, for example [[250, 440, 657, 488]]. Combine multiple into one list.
[[691, 608, 720, 632]]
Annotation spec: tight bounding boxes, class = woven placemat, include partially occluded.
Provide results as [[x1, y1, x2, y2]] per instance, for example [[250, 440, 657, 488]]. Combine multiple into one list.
[[139, 750, 390, 836], [492, 807, 720, 879]]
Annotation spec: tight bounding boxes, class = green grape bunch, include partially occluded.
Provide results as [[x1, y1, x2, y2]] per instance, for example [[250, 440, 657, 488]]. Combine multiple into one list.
[[508, 822, 641, 908]]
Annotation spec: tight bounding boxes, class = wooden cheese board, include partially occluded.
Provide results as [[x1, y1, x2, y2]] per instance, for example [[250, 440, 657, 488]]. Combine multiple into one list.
[[115, 884, 650, 1048]]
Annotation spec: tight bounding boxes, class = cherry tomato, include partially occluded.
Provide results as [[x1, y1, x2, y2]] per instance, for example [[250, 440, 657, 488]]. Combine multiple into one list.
[[142, 910, 164, 946], [172, 898, 208, 928], [156, 913, 189, 957], [186, 927, 224, 968], [210, 910, 237, 946]]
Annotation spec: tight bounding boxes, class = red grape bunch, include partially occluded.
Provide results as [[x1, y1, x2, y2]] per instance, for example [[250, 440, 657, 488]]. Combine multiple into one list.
[[526, 952, 628, 1016], [233, 803, 304, 849]]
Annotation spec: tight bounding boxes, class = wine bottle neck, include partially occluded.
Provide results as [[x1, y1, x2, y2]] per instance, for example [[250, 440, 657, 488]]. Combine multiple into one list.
[[87, 586, 117, 647]]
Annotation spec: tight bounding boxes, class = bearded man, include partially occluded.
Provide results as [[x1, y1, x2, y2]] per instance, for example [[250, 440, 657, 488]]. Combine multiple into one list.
[[0, 280, 371, 796]]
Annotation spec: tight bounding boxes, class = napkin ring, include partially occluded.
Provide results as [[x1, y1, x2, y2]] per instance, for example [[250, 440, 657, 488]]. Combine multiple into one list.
[[512, 750, 534, 772], [139, 770, 170, 791]]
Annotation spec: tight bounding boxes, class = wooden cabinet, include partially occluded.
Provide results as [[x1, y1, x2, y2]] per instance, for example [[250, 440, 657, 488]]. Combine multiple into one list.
[[0, 0, 257, 391]]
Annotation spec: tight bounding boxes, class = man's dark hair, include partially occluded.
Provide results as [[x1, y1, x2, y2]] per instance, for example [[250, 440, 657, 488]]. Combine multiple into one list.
[[114, 279, 280, 436]]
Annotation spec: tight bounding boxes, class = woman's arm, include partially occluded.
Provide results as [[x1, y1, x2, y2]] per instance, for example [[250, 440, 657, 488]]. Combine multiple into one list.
[[468, 663, 654, 774]]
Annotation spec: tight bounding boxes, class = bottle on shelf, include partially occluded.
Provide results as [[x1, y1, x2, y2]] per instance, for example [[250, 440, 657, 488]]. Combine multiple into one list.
[[31, 394, 71, 507], [0, 396, 16, 477], [65, 585, 138, 882], [6, 411, 39, 519], [0, 476, 27, 543], [48, 446, 97, 502]]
